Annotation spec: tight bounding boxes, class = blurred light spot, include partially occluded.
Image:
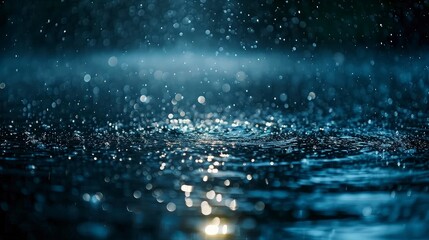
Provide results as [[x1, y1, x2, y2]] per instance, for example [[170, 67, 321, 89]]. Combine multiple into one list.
[[198, 96, 206, 104], [235, 71, 247, 81], [185, 197, 193, 207], [205, 224, 219, 235], [204, 217, 231, 236], [216, 193, 222, 202], [139, 95, 148, 103], [181, 184, 193, 193], [307, 92, 316, 101], [108, 56, 118, 67], [222, 83, 231, 92], [206, 190, 216, 199], [224, 179, 230, 186], [154, 70, 163, 80], [229, 199, 237, 211], [362, 206, 372, 216], [84, 74, 91, 82], [166, 202, 176, 212], [82, 193, 90, 202], [133, 190, 141, 199], [175, 93, 183, 101]]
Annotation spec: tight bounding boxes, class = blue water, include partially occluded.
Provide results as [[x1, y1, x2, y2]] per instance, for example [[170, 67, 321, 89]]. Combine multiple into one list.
[[1, 51, 429, 239]]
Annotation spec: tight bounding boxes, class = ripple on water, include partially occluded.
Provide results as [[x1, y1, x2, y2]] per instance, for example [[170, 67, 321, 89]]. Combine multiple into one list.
[[0, 113, 428, 239]]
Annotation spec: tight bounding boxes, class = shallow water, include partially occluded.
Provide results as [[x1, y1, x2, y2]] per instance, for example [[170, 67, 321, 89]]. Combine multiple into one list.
[[1, 52, 429, 239]]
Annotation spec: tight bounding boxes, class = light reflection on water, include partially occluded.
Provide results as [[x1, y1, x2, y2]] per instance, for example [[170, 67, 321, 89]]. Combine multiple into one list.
[[203, 217, 232, 237], [0, 53, 428, 239], [2, 115, 428, 239]]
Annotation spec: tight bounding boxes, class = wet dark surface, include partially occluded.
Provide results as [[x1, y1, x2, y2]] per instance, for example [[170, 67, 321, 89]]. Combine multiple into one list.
[[1, 52, 429, 239]]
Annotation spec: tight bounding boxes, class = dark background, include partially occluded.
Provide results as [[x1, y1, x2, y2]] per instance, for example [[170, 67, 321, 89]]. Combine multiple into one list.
[[1, 0, 428, 53]]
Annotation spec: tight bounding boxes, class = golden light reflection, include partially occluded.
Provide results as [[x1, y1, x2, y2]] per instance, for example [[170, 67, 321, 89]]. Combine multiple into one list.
[[204, 217, 233, 237], [204, 224, 219, 235]]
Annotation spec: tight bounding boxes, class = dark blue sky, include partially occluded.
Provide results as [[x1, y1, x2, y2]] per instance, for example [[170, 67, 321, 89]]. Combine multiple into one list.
[[1, 0, 428, 53]]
